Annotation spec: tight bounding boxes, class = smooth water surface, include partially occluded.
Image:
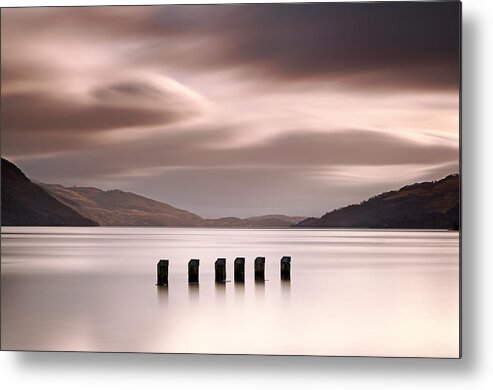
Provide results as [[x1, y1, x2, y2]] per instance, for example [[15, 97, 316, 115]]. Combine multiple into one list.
[[1, 227, 459, 357]]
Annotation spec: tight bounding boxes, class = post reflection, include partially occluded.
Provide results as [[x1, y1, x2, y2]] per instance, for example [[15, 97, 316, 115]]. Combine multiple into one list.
[[234, 280, 245, 302], [187, 283, 199, 305], [215, 281, 226, 301], [281, 279, 291, 304], [156, 285, 169, 305], [255, 280, 265, 301]]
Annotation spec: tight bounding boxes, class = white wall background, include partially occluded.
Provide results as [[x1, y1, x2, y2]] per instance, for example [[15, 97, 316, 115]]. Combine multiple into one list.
[[0, 0, 491, 389]]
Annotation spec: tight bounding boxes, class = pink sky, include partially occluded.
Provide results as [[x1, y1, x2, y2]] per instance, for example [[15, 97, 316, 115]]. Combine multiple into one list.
[[1, 3, 460, 217]]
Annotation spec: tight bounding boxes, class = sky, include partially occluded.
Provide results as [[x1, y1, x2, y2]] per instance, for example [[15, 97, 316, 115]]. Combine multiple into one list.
[[1, 2, 460, 218]]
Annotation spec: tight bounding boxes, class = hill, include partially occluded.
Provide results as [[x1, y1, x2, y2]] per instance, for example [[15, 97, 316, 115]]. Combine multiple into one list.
[[1, 158, 97, 226], [205, 214, 305, 228], [296, 174, 459, 229], [40, 183, 205, 227], [40, 183, 304, 227]]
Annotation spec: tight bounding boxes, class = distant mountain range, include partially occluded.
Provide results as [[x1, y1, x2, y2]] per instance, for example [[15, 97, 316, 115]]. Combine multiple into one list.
[[40, 182, 305, 227], [296, 174, 459, 230], [1, 158, 459, 229], [1, 158, 97, 226], [1, 158, 304, 227]]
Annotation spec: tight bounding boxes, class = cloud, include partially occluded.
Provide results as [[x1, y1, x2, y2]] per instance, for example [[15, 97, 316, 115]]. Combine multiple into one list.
[[12, 126, 458, 183], [2, 3, 460, 91], [126, 2, 460, 91], [2, 91, 180, 133], [221, 129, 458, 167], [191, 2, 460, 91], [0, 4, 460, 217], [1, 71, 208, 157]]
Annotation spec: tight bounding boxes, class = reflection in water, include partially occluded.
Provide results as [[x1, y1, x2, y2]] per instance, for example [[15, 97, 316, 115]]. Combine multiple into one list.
[[187, 283, 199, 305], [215, 281, 226, 301], [281, 279, 291, 303], [156, 286, 169, 305], [234, 280, 245, 301], [254, 280, 265, 302], [0, 227, 459, 357]]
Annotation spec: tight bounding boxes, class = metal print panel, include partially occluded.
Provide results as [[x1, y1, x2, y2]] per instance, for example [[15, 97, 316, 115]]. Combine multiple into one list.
[[0, 1, 461, 357]]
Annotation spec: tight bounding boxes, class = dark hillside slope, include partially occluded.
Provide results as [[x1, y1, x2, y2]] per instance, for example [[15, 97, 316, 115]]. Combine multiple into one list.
[[1, 158, 97, 226], [296, 174, 459, 229]]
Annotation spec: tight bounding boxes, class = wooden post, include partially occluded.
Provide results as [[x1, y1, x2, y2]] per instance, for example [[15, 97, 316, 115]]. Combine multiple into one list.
[[188, 259, 200, 284], [215, 258, 226, 283], [234, 257, 245, 283], [254, 256, 265, 282], [157, 259, 169, 286], [281, 256, 291, 281]]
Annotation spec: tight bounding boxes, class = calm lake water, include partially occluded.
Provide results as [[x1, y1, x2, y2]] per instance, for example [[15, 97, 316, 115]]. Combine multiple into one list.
[[0, 227, 459, 357]]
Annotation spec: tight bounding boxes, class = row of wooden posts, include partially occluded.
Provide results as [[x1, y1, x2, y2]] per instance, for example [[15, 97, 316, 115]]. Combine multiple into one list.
[[157, 256, 291, 287]]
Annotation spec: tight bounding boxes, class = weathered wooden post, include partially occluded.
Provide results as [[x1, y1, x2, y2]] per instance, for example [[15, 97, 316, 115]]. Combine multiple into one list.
[[234, 257, 245, 283], [254, 256, 265, 282], [157, 259, 169, 286], [188, 259, 200, 284], [215, 258, 226, 283], [281, 256, 291, 281]]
